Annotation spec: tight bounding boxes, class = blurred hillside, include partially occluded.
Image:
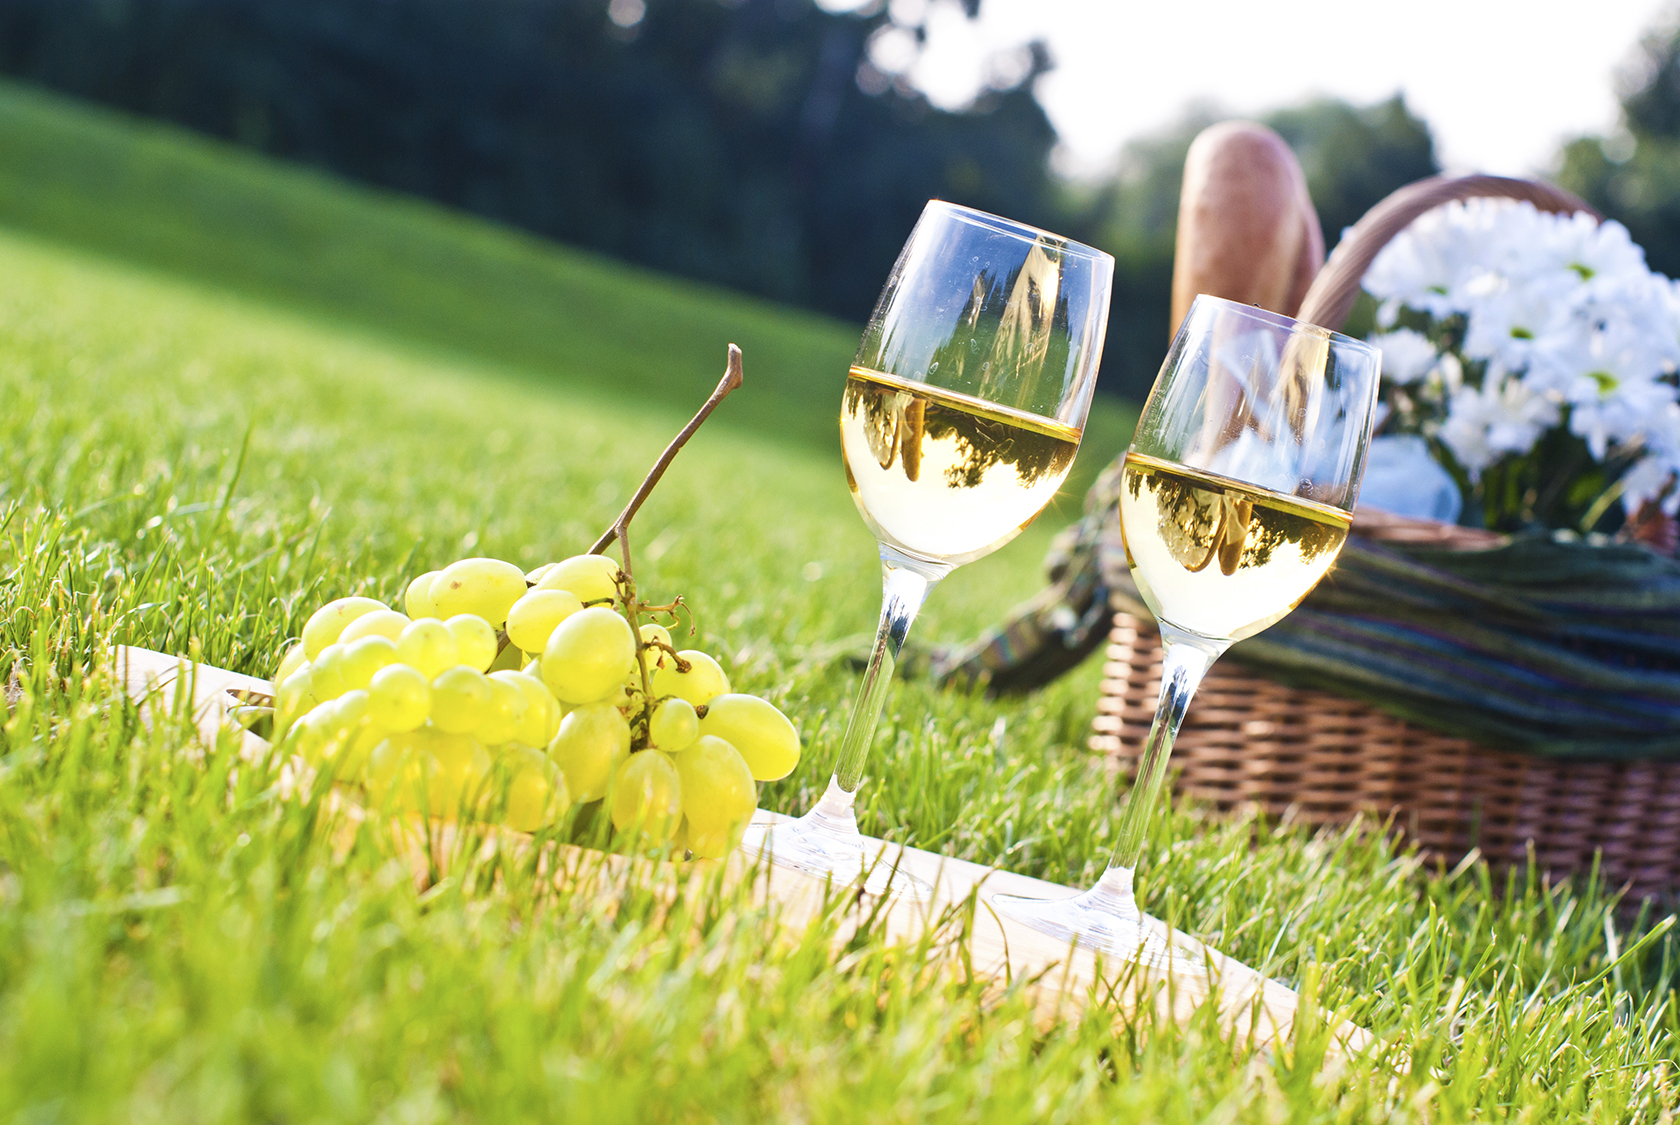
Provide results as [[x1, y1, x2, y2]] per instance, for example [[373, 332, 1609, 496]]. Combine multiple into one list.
[[0, 0, 1441, 398], [0, 0, 1059, 324], [0, 78, 1141, 471]]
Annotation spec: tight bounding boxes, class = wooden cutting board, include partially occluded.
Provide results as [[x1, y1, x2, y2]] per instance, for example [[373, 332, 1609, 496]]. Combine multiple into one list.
[[111, 645, 1381, 1065]]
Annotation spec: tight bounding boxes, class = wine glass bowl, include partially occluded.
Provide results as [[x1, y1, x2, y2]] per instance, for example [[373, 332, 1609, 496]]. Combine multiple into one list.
[[841, 373, 1083, 567], [1122, 301, 1377, 644], [744, 201, 1114, 895], [990, 295, 1381, 956]]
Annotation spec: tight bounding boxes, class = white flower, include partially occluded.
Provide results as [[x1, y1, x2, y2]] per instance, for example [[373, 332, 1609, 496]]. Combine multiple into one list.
[[1364, 202, 1485, 317], [1568, 376, 1675, 461], [1432, 351, 1464, 395], [1520, 272, 1680, 457], [1520, 211, 1647, 285], [1620, 401, 1680, 514], [1369, 328, 1438, 385], [1458, 269, 1574, 370], [1437, 373, 1559, 479]]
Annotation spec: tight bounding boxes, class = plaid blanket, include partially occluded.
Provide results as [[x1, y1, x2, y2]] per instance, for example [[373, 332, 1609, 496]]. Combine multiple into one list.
[[931, 463, 1680, 758]]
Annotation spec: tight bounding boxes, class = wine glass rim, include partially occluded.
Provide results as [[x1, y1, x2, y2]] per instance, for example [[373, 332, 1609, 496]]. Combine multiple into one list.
[[925, 200, 1113, 264], [1189, 294, 1377, 353]]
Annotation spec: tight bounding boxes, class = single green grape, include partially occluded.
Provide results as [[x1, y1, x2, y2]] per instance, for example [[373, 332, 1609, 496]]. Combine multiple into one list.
[[289, 699, 337, 762], [428, 557, 527, 626], [275, 642, 309, 685], [534, 554, 621, 605], [302, 596, 389, 660], [611, 750, 683, 843], [477, 676, 529, 746], [546, 702, 630, 802], [506, 588, 584, 654], [431, 666, 493, 734], [639, 622, 674, 671], [698, 694, 801, 781], [364, 728, 418, 805], [395, 618, 459, 680], [648, 697, 699, 753], [330, 687, 372, 730], [338, 635, 398, 692], [491, 670, 560, 747], [603, 678, 634, 710], [310, 643, 350, 701], [367, 663, 431, 733], [446, 613, 499, 672], [650, 650, 731, 708], [324, 689, 387, 773], [372, 728, 492, 819], [340, 609, 412, 645], [405, 571, 441, 619], [674, 734, 758, 859], [541, 605, 637, 705], [496, 744, 570, 832], [296, 690, 373, 776], [275, 664, 315, 719], [525, 562, 557, 585]]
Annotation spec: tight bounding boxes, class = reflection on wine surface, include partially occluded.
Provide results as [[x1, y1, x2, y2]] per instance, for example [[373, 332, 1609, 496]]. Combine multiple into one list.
[[841, 366, 1080, 565], [1120, 451, 1349, 642]]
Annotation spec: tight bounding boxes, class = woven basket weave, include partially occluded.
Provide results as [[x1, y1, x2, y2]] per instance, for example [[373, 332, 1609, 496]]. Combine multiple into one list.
[[1095, 174, 1680, 900], [1093, 613, 1680, 901]]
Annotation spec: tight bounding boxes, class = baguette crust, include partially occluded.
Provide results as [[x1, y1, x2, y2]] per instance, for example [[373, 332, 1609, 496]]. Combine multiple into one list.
[[1171, 121, 1323, 336]]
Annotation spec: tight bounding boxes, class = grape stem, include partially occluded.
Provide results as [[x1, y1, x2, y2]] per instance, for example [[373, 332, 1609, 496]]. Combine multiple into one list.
[[614, 540, 656, 749], [589, 344, 745, 559], [590, 344, 745, 750], [644, 639, 691, 674]]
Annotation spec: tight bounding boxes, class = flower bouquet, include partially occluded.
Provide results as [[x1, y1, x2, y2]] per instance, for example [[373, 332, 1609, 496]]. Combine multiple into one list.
[[1359, 198, 1680, 540]]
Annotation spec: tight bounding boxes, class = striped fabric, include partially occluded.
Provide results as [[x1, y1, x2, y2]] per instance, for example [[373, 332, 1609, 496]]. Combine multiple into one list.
[[932, 462, 1680, 758]]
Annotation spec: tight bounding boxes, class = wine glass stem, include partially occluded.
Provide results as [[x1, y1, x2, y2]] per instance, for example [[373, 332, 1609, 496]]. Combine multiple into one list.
[[819, 546, 950, 820], [1099, 624, 1226, 887]]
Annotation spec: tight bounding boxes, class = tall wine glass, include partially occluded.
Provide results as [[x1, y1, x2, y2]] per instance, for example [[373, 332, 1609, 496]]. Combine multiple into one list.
[[744, 201, 1114, 894], [992, 295, 1381, 956]]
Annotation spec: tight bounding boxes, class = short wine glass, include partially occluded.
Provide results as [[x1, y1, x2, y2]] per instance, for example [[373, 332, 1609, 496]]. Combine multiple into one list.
[[743, 200, 1114, 896], [991, 295, 1382, 956]]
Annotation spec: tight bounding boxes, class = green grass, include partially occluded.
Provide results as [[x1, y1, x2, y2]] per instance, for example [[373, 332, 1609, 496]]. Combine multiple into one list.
[[0, 83, 1675, 1121]]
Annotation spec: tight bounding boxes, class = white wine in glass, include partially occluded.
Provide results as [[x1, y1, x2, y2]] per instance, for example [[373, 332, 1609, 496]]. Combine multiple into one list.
[[1119, 452, 1351, 642], [841, 368, 1083, 565], [745, 201, 1114, 895], [992, 295, 1382, 956]]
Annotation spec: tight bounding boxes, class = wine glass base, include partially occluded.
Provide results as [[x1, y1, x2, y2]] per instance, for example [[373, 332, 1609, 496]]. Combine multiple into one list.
[[740, 805, 931, 901], [989, 884, 1175, 967]]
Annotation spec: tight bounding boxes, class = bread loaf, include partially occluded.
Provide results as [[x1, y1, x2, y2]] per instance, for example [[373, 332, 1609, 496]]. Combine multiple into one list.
[[1170, 121, 1323, 336]]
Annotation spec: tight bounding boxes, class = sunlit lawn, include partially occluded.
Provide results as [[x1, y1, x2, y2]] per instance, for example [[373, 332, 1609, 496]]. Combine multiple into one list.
[[0, 83, 1674, 1121]]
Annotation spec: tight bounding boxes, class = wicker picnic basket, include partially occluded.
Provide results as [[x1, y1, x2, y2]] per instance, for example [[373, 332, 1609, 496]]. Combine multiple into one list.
[[1093, 174, 1680, 902]]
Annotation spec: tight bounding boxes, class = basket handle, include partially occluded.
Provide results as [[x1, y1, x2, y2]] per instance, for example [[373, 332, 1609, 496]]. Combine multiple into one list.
[[1295, 174, 1601, 333]]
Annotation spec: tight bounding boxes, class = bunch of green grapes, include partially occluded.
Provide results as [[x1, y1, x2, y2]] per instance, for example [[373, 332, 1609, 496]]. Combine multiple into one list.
[[270, 553, 801, 857]]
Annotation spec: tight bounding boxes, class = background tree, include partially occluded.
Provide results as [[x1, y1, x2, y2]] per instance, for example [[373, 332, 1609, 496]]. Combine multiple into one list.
[[1558, 12, 1680, 277]]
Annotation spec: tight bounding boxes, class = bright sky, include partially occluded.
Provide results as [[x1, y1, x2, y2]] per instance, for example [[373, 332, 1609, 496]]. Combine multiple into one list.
[[823, 0, 1677, 180]]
